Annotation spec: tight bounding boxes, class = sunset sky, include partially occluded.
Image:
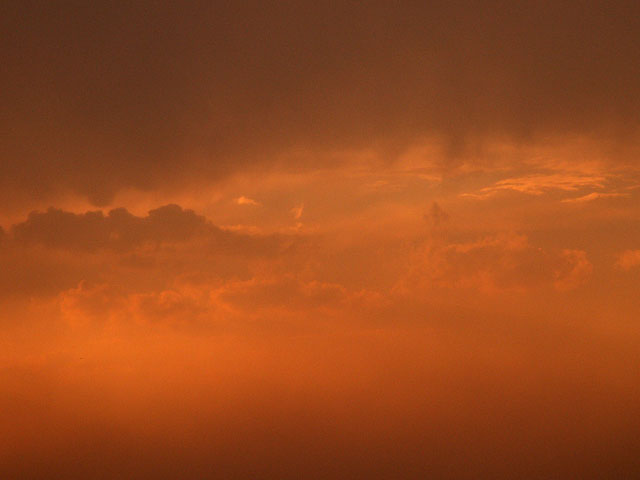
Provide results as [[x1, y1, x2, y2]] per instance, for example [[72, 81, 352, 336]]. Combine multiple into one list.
[[2, 1, 640, 478]]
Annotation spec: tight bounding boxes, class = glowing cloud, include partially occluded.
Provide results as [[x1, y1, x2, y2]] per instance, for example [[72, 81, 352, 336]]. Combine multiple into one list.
[[235, 196, 261, 206]]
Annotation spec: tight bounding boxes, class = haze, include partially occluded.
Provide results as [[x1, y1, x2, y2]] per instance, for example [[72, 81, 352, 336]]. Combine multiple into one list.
[[2, 1, 640, 478]]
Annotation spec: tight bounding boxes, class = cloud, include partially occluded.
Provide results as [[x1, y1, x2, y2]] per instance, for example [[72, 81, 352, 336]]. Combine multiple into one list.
[[9, 204, 282, 254], [553, 249, 593, 291], [59, 281, 221, 329], [616, 250, 640, 270], [462, 174, 609, 199], [0, 246, 95, 298], [11, 204, 207, 251], [291, 204, 304, 220], [2, 4, 640, 473], [235, 196, 261, 206], [218, 276, 349, 314], [405, 233, 592, 292], [59, 281, 129, 326], [562, 192, 631, 203], [55, 275, 366, 330], [2, 1, 639, 209], [0, 205, 293, 300], [425, 202, 449, 228]]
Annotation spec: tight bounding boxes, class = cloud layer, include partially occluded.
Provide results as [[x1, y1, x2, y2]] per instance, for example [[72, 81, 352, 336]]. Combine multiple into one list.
[[2, 3, 640, 478], [2, 1, 639, 208]]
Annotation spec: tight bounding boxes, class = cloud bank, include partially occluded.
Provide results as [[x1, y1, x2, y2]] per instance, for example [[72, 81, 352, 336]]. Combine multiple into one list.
[[2, 1, 639, 208]]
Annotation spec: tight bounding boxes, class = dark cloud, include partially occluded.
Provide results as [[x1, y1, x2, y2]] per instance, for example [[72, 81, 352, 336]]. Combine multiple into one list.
[[0, 205, 288, 298], [425, 202, 450, 228], [11, 204, 208, 251], [9, 204, 284, 254], [1, 1, 639, 207], [0, 247, 91, 298]]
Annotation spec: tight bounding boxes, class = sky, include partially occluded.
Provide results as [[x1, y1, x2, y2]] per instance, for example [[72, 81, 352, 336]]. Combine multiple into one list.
[[2, 1, 640, 478]]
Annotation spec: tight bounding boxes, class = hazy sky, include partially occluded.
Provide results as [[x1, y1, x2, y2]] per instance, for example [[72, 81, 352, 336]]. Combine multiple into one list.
[[2, 1, 640, 478]]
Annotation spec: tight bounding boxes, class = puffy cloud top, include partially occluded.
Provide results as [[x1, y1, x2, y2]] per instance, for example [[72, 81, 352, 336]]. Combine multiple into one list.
[[12, 205, 209, 251]]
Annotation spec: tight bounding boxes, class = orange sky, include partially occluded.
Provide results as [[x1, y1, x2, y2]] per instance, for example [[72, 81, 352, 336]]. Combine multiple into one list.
[[2, 2, 640, 478]]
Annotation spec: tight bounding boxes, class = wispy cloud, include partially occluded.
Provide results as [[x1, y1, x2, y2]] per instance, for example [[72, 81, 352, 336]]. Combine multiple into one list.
[[235, 196, 261, 206], [616, 250, 640, 270], [462, 173, 608, 199], [291, 203, 304, 220], [562, 192, 630, 203]]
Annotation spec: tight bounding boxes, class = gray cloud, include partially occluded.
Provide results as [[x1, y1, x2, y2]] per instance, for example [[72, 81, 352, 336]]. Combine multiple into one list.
[[0, 204, 291, 299], [10, 204, 285, 255], [12, 205, 208, 251]]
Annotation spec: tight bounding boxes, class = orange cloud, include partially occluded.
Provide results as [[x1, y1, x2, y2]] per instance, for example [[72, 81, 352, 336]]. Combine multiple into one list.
[[291, 203, 304, 220], [462, 173, 609, 199], [562, 192, 631, 203], [235, 196, 261, 206], [616, 250, 640, 270], [404, 233, 592, 293], [2, 3, 640, 478]]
